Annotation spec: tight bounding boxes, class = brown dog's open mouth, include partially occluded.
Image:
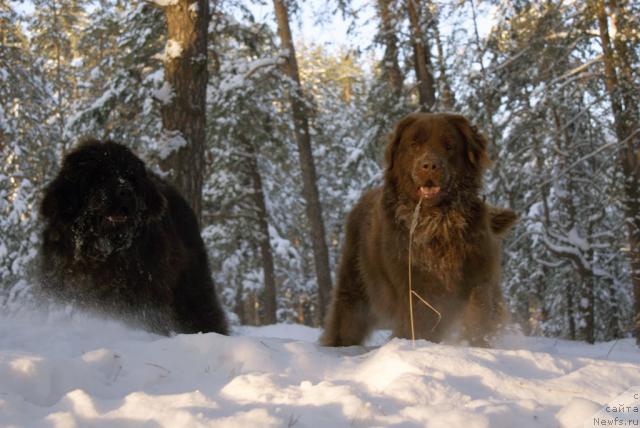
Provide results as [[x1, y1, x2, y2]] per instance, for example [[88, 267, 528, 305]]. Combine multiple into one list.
[[418, 186, 441, 199]]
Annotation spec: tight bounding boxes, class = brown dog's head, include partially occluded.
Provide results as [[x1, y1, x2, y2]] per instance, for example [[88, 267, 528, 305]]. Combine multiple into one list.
[[384, 113, 491, 208]]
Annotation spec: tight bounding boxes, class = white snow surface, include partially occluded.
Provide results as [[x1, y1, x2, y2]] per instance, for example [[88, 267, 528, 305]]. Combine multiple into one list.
[[1, 312, 639, 427]]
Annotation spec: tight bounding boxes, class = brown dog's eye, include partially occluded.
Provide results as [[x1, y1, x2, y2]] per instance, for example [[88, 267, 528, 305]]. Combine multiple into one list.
[[410, 141, 420, 150], [444, 141, 453, 151]]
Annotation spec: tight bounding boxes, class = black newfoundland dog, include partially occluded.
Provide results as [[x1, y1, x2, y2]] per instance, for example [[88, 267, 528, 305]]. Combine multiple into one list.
[[39, 139, 228, 335]]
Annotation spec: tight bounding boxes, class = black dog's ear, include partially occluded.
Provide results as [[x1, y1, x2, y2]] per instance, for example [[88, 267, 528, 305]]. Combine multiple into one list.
[[448, 114, 492, 170], [141, 174, 167, 220], [385, 113, 419, 172], [40, 172, 79, 223]]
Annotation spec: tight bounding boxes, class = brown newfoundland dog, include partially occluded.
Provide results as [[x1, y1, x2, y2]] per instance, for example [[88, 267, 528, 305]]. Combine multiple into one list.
[[321, 113, 516, 347], [39, 140, 228, 335]]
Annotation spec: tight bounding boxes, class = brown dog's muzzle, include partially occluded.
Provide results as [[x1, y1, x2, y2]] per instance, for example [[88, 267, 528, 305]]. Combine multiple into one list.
[[419, 154, 443, 183], [413, 152, 448, 202]]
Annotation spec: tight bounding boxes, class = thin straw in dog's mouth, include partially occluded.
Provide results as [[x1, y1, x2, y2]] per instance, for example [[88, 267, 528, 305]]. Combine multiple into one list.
[[407, 195, 442, 347]]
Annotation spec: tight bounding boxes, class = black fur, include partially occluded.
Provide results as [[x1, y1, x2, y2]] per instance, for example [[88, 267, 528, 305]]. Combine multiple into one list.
[[39, 140, 228, 335]]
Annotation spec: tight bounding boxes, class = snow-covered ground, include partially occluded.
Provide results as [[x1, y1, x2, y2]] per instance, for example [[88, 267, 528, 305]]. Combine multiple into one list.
[[1, 311, 639, 427]]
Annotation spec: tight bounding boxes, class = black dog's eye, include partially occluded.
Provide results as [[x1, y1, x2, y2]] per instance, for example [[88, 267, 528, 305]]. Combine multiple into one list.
[[444, 141, 453, 151]]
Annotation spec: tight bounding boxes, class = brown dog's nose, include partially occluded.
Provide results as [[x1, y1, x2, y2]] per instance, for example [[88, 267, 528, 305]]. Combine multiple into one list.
[[416, 154, 444, 186], [422, 157, 442, 171]]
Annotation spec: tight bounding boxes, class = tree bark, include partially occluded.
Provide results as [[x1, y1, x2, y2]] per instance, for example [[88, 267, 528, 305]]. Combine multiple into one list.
[[272, 0, 333, 323], [596, 0, 640, 344], [377, 0, 403, 95], [407, 0, 436, 110], [158, 0, 209, 222]]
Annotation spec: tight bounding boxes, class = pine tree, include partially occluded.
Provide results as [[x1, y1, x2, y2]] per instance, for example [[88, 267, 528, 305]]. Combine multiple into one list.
[[272, 0, 333, 323], [0, 0, 53, 307], [29, 0, 87, 154], [70, 0, 165, 149], [594, 0, 640, 343], [153, 0, 210, 220]]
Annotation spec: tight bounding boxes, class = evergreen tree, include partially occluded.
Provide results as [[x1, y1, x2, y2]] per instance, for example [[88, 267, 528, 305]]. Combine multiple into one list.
[[0, 0, 53, 308]]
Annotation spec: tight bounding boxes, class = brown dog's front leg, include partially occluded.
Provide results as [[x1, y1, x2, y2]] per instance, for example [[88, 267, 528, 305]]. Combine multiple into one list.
[[320, 245, 373, 346], [461, 285, 505, 347], [321, 289, 372, 347]]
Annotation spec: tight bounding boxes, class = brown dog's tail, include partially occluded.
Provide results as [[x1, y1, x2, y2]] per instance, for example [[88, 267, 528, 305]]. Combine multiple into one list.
[[489, 206, 518, 236]]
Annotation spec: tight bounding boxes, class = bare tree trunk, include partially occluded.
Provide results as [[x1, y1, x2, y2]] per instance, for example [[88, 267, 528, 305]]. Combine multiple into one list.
[[272, 0, 333, 323], [51, 1, 68, 156], [157, 0, 209, 222], [607, 280, 622, 338], [377, 0, 403, 95], [566, 279, 576, 340], [245, 291, 260, 326], [596, 0, 640, 343], [235, 275, 245, 324], [407, 0, 435, 110], [431, 6, 455, 110], [469, 0, 497, 153], [245, 143, 278, 325]]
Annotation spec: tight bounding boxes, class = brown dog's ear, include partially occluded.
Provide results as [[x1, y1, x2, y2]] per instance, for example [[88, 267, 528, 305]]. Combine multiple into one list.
[[489, 206, 518, 236], [448, 114, 492, 169], [385, 114, 419, 171]]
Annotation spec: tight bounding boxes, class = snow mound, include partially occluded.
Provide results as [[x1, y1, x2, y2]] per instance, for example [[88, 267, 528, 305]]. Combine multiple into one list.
[[1, 313, 639, 427]]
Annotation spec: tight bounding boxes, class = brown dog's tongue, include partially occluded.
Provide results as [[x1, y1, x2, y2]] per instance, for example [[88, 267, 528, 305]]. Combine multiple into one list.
[[419, 186, 440, 198]]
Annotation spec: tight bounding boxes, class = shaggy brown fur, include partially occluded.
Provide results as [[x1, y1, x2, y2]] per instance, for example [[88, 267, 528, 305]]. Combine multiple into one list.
[[321, 113, 517, 347]]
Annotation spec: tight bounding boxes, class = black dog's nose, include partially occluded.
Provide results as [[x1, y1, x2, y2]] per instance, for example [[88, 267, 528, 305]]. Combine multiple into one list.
[[113, 186, 135, 215], [115, 186, 131, 200]]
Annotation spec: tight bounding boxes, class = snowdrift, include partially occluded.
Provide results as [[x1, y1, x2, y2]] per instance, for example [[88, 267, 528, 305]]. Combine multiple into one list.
[[1, 312, 639, 427]]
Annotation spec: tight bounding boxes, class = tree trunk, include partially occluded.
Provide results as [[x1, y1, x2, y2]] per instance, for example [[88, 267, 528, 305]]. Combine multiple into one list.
[[246, 143, 278, 325], [377, 0, 403, 95], [272, 0, 333, 323], [245, 291, 260, 326], [566, 282, 576, 340], [469, 0, 497, 153], [234, 273, 245, 324], [596, 0, 640, 344], [158, 0, 209, 222], [431, 7, 455, 110], [407, 0, 435, 110]]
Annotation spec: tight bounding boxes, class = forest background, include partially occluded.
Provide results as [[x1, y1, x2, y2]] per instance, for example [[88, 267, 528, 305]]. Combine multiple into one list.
[[1, 0, 639, 344]]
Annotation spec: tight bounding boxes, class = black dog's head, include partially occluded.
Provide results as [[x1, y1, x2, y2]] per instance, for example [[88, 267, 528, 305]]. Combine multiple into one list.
[[41, 140, 166, 263]]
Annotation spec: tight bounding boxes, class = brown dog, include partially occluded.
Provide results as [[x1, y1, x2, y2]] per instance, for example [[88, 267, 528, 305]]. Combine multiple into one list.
[[321, 113, 517, 347]]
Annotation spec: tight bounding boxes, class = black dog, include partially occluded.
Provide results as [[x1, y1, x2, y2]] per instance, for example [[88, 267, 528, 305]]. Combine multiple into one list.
[[39, 140, 228, 335]]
